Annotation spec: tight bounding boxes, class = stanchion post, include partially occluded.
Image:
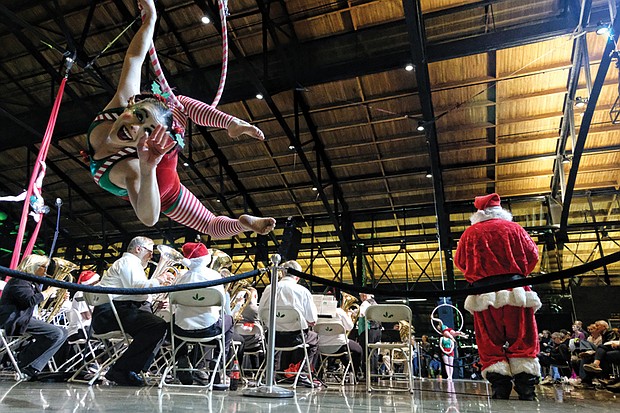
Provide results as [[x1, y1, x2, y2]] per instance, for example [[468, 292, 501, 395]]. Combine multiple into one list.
[[243, 254, 294, 398]]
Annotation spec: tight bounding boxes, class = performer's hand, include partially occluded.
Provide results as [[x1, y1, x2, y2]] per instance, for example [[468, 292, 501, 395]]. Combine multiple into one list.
[[227, 119, 265, 141], [137, 125, 176, 168]]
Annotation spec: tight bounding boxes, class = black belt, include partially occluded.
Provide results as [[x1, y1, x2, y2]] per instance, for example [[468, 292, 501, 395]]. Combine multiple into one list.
[[470, 274, 525, 288]]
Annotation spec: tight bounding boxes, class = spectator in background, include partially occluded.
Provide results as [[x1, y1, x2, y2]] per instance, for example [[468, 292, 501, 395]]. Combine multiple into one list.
[[571, 320, 586, 341]]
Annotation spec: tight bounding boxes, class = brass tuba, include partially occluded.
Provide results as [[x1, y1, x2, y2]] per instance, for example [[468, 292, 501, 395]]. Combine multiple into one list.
[[209, 249, 233, 272], [150, 245, 186, 315], [151, 245, 185, 280], [341, 291, 360, 327], [40, 257, 79, 322]]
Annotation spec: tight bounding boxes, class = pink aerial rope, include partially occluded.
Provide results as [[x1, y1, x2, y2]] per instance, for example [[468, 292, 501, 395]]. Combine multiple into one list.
[[10, 75, 68, 269], [139, 0, 229, 108]]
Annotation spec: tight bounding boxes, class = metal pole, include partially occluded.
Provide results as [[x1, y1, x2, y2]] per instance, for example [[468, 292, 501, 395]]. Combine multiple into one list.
[[243, 254, 294, 398]]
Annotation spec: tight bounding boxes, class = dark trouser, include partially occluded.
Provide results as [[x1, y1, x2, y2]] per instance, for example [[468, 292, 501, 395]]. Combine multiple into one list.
[[19, 318, 68, 372], [326, 340, 363, 373], [173, 314, 234, 361], [92, 301, 168, 373], [360, 327, 381, 374], [275, 330, 319, 373]]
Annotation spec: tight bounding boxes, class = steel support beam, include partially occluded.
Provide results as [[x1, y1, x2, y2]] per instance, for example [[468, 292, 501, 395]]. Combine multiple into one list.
[[559, 11, 620, 238], [402, 0, 455, 289]]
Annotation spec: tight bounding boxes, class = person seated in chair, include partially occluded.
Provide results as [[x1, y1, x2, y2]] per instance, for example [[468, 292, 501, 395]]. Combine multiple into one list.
[[172, 242, 234, 388], [317, 303, 363, 377], [259, 260, 319, 379], [0, 254, 68, 380], [91, 236, 173, 386]]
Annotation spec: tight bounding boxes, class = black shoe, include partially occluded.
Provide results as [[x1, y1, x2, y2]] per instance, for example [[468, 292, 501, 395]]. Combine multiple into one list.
[[105, 369, 145, 387], [176, 356, 193, 385], [21, 366, 39, 382], [193, 370, 210, 386]]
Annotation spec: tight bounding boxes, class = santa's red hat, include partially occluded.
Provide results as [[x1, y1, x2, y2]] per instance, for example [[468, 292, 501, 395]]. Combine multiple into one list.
[[182, 242, 210, 259], [181, 242, 211, 268], [77, 270, 100, 285], [474, 193, 501, 210]]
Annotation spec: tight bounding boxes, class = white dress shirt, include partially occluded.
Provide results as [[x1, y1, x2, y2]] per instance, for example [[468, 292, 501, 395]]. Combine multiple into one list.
[[259, 276, 317, 331], [98, 252, 161, 302]]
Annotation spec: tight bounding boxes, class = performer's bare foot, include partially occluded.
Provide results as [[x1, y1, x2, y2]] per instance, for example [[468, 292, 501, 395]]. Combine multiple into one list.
[[227, 119, 265, 141], [239, 214, 276, 235]]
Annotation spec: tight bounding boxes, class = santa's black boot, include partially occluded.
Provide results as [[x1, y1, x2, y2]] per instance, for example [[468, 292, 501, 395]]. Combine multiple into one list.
[[486, 372, 513, 399], [513, 372, 539, 401]]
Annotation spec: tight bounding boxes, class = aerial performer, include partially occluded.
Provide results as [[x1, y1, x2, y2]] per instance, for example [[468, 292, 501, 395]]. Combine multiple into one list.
[[86, 0, 275, 238], [454, 193, 541, 401]]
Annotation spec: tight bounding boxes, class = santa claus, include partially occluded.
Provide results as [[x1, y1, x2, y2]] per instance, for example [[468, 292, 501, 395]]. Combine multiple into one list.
[[454, 193, 541, 400]]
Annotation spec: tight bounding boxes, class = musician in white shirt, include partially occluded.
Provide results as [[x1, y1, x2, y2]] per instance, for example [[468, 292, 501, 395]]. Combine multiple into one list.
[[259, 260, 319, 369], [317, 306, 362, 375]]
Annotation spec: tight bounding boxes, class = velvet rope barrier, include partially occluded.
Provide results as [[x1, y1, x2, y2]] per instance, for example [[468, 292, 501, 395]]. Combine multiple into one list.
[[1, 250, 618, 298]]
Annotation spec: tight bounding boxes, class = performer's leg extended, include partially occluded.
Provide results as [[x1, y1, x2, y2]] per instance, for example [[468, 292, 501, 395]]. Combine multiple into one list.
[[163, 185, 274, 237]]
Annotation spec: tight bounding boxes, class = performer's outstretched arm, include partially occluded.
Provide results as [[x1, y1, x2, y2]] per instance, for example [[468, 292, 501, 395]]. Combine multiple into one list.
[[107, 0, 157, 109]]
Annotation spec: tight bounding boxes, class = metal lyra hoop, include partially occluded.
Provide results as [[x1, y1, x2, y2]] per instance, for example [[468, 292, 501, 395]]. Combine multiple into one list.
[[430, 303, 464, 335]]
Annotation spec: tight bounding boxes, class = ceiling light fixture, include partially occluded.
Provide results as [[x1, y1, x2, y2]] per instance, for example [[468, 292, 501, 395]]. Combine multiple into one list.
[[404, 63, 414, 72], [575, 96, 588, 108], [596, 21, 610, 36], [311, 186, 318, 191], [183, 161, 189, 167], [561, 155, 571, 164], [256, 93, 264, 100], [425, 172, 432, 178], [288, 144, 295, 150], [201, 16, 211, 24], [417, 121, 425, 132]]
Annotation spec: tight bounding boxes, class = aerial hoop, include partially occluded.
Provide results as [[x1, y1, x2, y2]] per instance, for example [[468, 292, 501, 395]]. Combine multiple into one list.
[[430, 303, 464, 335], [139, 0, 229, 108]]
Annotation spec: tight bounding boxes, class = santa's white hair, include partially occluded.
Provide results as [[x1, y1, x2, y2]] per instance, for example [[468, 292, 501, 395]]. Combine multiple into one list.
[[470, 206, 513, 225]]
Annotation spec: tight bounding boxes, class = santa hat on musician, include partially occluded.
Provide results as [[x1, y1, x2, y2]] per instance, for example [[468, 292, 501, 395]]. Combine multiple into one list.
[[77, 270, 100, 285], [474, 193, 501, 211], [181, 242, 212, 269]]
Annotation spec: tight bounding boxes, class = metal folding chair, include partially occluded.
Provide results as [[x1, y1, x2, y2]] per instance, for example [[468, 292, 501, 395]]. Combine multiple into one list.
[[365, 304, 414, 393], [259, 305, 315, 389], [68, 293, 132, 385], [159, 287, 227, 390], [315, 319, 356, 386]]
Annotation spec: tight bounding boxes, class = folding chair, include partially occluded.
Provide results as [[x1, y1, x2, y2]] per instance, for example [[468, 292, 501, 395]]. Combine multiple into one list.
[[50, 307, 98, 373], [365, 304, 414, 393], [159, 287, 227, 390], [234, 321, 265, 381], [315, 319, 356, 386], [259, 305, 315, 389], [68, 293, 132, 385], [0, 329, 29, 381]]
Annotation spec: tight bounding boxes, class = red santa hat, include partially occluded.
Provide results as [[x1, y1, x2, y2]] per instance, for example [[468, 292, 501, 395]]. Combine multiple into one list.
[[77, 270, 100, 285], [181, 242, 211, 267], [474, 193, 501, 210]]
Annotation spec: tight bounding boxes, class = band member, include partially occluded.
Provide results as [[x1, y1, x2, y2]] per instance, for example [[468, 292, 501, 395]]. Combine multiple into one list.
[[92, 236, 173, 386], [0, 254, 68, 380]]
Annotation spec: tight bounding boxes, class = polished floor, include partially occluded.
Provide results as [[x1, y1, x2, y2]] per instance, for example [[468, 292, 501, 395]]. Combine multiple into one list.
[[0, 379, 618, 413]]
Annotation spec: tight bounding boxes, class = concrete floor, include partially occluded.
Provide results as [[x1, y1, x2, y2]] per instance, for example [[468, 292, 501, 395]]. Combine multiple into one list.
[[0, 379, 618, 412]]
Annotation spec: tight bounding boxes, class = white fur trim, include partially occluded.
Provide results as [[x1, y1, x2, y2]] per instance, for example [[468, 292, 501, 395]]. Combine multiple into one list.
[[187, 255, 211, 271], [482, 361, 511, 379], [509, 357, 541, 377], [464, 287, 542, 314]]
